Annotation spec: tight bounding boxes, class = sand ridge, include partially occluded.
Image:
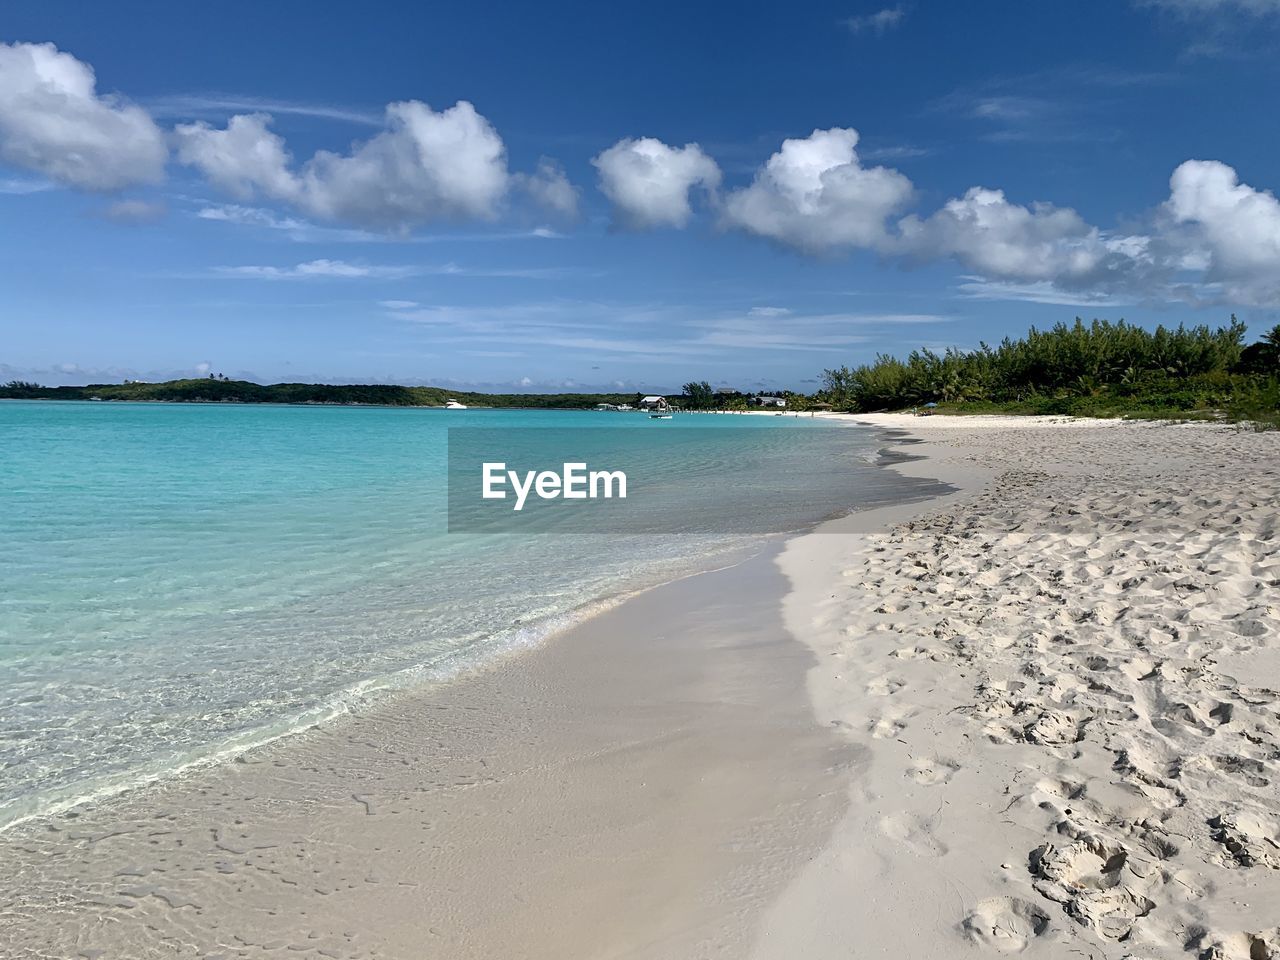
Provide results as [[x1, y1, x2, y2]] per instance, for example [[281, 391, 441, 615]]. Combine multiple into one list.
[[763, 417, 1280, 959]]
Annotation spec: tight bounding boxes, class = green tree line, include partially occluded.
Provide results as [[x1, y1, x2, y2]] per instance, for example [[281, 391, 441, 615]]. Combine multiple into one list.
[[819, 317, 1280, 422]]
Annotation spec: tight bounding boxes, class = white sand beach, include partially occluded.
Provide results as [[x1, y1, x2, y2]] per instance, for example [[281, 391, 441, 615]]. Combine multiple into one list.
[[761, 414, 1280, 959], [2, 415, 1278, 959]]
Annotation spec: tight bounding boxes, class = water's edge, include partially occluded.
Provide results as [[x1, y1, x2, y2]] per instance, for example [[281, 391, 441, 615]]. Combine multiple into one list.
[[0, 415, 947, 836]]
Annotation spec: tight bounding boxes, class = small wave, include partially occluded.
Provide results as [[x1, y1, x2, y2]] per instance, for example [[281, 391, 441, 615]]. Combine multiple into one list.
[[0, 588, 651, 836]]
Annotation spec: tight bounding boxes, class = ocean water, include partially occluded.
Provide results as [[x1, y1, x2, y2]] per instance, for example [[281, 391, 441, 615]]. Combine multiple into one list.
[[0, 401, 935, 830]]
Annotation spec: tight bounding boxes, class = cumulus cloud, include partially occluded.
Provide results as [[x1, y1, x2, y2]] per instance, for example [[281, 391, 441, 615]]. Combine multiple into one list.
[[894, 187, 1112, 282], [589, 126, 1280, 306], [914, 163, 1280, 305], [175, 100, 511, 228], [172, 113, 297, 199], [714, 126, 1176, 302], [515, 157, 580, 219], [1164, 159, 1280, 305], [592, 137, 721, 229], [901, 162, 1280, 305], [721, 128, 914, 252], [0, 41, 167, 190]]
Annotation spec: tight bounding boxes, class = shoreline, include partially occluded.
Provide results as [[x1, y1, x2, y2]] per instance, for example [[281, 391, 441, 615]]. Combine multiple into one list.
[[0, 415, 959, 960], [0, 413, 923, 838], [0, 539, 862, 960], [4, 414, 1276, 957], [0, 415, 949, 959]]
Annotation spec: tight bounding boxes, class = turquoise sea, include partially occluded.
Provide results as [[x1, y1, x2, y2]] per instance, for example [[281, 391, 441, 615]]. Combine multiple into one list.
[[0, 401, 936, 830]]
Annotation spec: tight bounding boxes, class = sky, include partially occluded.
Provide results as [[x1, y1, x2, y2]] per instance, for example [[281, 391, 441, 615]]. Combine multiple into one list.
[[3, 0, 1280, 394]]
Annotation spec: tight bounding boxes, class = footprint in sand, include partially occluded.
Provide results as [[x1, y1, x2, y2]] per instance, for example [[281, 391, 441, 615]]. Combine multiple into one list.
[[891, 645, 951, 662], [1209, 811, 1280, 869], [866, 676, 905, 697], [1197, 929, 1280, 960], [879, 812, 948, 857], [907, 756, 961, 785], [1208, 754, 1270, 788], [1022, 709, 1083, 745], [1033, 777, 1086, 803], [868, 707, 913, 739], [1030, 838, 1156, 941], [960, 897, 1049, 953]]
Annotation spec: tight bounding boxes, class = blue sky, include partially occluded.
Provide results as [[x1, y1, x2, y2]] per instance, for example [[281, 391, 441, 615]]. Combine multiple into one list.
[[3, 0, 1280, 393]]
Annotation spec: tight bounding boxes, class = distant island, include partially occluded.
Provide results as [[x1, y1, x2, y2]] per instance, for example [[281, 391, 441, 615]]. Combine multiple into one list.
[[0, 379, 651, 410], [4, 317, 1277, 426], [0, 376, 802, 412]]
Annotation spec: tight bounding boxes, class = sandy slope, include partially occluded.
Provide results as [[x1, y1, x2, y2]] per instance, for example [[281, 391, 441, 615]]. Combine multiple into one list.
[[761, 415, 1280, 959], [0, 546, 852, 960]]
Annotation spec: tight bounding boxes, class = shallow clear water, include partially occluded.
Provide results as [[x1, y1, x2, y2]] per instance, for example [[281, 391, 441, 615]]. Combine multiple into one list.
[[0, 402, 926, 829]]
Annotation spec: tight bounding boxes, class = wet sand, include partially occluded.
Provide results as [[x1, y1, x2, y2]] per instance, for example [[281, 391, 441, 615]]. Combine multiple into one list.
[[0, 547, 855, 960]]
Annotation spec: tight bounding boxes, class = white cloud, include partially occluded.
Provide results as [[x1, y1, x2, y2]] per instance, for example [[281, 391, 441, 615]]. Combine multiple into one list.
[[173, 113, 297, 200], [713, 126, 1195, 304], [175, 100, 511, 228], [894, 187, 1112, 282], [721, 128, 914, 252], [1164, 159, 1280, 305], [516, 157, 580, 219], [592, 137, 721, 229], [197, 203, 311, 231], [146, 94, 382, 126], [843, 6, 907, 34], [209, 259, 571, 281], [215, 259, 419, 280], [0, 42, 167, 190], [193, 202, 567, 244], [1140, 0, 1280, 12], [955, 276, 1133, 306], [891, 160, 1280, 306]]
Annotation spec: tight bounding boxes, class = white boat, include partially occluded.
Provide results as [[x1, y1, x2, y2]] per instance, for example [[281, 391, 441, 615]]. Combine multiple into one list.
[[649, 413, 672, 419], [444, 399, 467, 409]]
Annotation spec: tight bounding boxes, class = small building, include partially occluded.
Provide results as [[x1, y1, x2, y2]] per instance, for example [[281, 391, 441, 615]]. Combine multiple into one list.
[[751, 395, 787, 408], [638, 395, 669, 411]]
